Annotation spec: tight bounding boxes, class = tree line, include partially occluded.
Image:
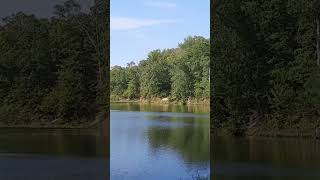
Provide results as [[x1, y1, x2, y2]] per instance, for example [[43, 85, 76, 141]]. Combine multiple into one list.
[[110, 36, 210, 104], [211, 0, 320, 135], [0, 0, 109, 125]]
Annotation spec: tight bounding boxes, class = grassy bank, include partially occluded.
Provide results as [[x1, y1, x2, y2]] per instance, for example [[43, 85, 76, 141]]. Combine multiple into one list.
[[0, 111, 107, 129], [0, 121, 96, 129], [246, 119, 319, 138], [212, 112, 320, 138], [247, 111, 320, 138], [246, 127, 316, 138]]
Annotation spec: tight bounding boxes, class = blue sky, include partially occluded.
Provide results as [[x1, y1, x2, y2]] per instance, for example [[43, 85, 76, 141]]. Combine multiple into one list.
[[111, 0, 210, 67]]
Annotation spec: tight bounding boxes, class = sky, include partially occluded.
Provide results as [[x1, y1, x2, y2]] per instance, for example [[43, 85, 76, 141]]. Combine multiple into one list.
[[0, 0, 93, 18], [111, 0, 210, 67], [0, 0, 209, 67]]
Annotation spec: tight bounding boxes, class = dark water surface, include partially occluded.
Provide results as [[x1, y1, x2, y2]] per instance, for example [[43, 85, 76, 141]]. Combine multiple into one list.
[[110, 102, 210, 180], [212, 136, 320, 180], [0, 126, 108, 180]]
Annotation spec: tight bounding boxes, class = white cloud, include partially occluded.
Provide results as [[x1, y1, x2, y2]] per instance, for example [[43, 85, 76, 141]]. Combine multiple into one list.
[[111, 17, 180, 31], [145, 1, 177, 9]]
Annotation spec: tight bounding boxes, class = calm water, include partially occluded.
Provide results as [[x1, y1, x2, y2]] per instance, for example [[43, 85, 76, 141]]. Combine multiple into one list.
[[110, 103, 210, 180], [0, 126, 108, 180], [212, 136, 320, 180]]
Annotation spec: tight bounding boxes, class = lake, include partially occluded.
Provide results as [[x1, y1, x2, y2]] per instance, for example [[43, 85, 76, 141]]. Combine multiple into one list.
[[0, 127, 108, 180], [110, 102, 210, 180], [212, 136, 320, 180]]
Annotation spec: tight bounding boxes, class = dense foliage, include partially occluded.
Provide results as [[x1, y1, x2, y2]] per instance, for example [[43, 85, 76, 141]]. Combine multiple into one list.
[[0, 0, 109, 124], [110, 36, 210, 104], [211, 0, 320, 135]]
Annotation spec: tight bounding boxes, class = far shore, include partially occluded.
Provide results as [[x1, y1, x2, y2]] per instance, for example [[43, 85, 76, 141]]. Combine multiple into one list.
[[110, 98, 210, 106]]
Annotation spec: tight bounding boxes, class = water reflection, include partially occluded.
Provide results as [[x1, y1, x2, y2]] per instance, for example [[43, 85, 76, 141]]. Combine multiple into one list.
[[147, 115, 209, 164], [111, 103, 210, 180], [148, 127, 209, 163], [111, 102, 209, 114], [0, 123, 108, 180], [0, 128, 107, 157], [212, 136, 320, 180]]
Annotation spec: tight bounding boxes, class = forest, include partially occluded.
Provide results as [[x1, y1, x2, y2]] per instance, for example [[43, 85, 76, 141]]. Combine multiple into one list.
[[110, 36, 210, 105], [211, 0, 320, 135], [0, 0, 109, 125]]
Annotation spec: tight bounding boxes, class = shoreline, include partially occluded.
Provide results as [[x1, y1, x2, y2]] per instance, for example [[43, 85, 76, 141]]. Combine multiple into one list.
[[246, 127, 317, 138], [110, 98, 209, 106], [0, 112, 107, 129], [212, 112, 320, 139], [212, 131, 317, 139], [0, 124, 96, 129], [212, 127, 319, 139]]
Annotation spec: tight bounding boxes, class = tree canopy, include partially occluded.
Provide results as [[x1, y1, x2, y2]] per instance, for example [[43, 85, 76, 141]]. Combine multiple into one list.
[[211, 0, 320, 135], [110, 36, 210, 104], [0, 0, 109, 124]]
